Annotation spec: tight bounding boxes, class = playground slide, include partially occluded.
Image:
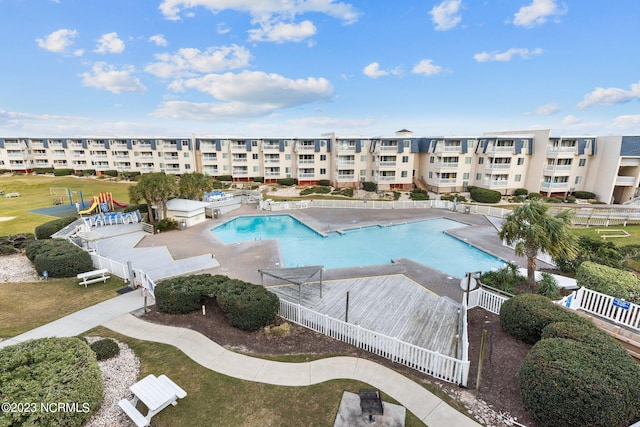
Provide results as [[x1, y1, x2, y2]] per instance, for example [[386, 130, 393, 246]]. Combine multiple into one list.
[[78, 200, 99, 215], [112, 200, 128, 207]]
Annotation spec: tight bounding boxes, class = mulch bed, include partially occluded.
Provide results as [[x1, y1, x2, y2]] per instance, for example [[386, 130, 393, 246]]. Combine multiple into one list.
[[143, 301, 536, 426]]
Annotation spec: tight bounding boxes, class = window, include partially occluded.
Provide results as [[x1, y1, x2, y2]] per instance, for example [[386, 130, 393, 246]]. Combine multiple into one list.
[[285, 154, 291, 160], [360, 169, 366, 176], [252, 153, 259, 160], [361, 155, 367, 162], [476, 173, 482, 180], [517, 158, 524, 165], [430, 156, 435, 163], [222, 153, 228, 159], [184, 152, 189, 158], [463, 172, 470, 180], [285, 167, 291, 173], [320, 154, 326, 161], [320, 168, 326, 175], [515, 174, 522, 182], [251, 140, 258, 147], [579, 158, 586, 167], [401, 171, 408, 178], [185, 164, 191, 170], [253, 166, 259, 172], [575, 176, 582, 184], [478, 157, 484, 164], [223, 165, 229, 171], [402, 156, 409, 163], [465, 157, 472, 164], [428, 172, 433, 178]]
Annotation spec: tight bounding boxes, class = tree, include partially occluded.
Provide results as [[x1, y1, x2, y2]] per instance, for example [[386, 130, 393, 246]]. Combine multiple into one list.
[[128, 173, 178, 223], [499, 200, 577, 288], [179, 172, 213, 200]]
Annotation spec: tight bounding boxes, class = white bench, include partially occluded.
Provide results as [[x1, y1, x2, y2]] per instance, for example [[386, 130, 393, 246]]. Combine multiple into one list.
[[118, 399, 148, 427], [4, 192, 20, 198], [76, 268, 110, 287]]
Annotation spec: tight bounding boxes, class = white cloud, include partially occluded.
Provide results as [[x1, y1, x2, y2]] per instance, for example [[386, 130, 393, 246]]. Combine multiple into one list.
[[149, 34, 168, 47], [577, 81, 640, 109], [613, 114, 640, 129], [512, 0, 567, 28], [529, 103, 559, 116], [562, 115, 581, 125], [248, 20, 316, 43], [145, 45, 251, 79], [412, 59, 444, 76], [36, 29, 82, 55], [151, 100, 275, 120], [474, 47, 543, 62], [429, 0, 462, 31], [79, 62, 147, 94], [94, 32, 125, 54], [217, 23, 231, 34], [363, 62, 402, 79]]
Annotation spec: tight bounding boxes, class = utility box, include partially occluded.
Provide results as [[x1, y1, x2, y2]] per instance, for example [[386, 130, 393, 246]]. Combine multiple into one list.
[[179, 220, 187, 230]]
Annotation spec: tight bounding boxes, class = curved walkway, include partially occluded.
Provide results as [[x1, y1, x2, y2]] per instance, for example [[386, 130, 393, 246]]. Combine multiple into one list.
[[104, 314, 481, 427]]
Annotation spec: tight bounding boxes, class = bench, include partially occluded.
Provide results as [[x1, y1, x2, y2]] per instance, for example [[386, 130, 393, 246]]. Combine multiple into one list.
[[4, 192, 20, 198], [118, 399, 148, 427], [76, 268, 110, 287]]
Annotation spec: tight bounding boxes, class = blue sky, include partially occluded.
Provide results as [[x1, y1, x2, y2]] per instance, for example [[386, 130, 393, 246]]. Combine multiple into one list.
[[1, 0, 639, 138]]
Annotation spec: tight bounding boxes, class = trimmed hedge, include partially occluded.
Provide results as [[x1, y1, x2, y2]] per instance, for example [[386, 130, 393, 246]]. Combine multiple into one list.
[[103, 170, 118, 177], [576, 261, 640, 304], [499, 293, 588, 344], [469, 187, 501, 203], [277, 178, 296, 186], [156, 274, 279, 331], [35, 217, 78, 239], [0, 337, 102, 427], [253, 176, 264, 183], [528, 192, 542, 200], [519, 334, 640, 427], [300, 186, 331, 195], [53, 168, 74, 176], [25, 239, 93, 278], [574, 191, 596, 199], [33, 167, 54, 174], [514, 188, 529, 196], [409, 188, 430, 200], [318, 179, 330, 186], [217, 175, 232, 181], [362, 181, 377, 192], [90, 338, 120, 361]]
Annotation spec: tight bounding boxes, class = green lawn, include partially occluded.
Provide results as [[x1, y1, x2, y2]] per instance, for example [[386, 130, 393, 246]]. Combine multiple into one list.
[[0, 277, 125, 337], [89, 327, 428, 427], [571, 225, 640, 246], [0, 175, 133, 235]]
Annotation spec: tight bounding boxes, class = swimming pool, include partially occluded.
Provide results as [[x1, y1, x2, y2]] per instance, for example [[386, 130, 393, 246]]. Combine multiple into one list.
[[212, 215, 505, 277]]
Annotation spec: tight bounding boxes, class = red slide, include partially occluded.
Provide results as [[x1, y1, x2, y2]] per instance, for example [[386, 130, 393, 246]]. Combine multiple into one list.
[[112, 200, 128, 207]]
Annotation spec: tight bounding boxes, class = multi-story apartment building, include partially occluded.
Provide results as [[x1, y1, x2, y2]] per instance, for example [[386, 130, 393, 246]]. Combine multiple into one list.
[[1, 130, 640, 204]]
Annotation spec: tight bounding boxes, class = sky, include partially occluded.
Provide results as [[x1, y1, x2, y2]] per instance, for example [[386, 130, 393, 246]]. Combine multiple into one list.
[[1, 0, 639, 138]]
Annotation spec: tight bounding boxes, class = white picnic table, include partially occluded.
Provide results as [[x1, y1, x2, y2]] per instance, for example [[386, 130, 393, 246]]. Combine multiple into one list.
[[119, 374, 186, 426]]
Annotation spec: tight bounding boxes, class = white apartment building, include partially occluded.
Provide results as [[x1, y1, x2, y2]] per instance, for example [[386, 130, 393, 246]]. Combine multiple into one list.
[[1, 130, 639, 204]]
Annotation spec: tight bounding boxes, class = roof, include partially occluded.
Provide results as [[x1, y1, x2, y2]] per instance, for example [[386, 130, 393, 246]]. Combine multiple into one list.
[[166, 198, 211, 212], [258, 266, 323, 285]]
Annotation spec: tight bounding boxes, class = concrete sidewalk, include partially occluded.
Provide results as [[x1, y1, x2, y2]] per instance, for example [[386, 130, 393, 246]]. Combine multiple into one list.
[[104, 314, 481, 427]]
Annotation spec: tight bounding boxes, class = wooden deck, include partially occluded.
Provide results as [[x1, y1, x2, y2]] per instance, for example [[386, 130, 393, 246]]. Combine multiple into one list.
[[268, 274, 461, 358]]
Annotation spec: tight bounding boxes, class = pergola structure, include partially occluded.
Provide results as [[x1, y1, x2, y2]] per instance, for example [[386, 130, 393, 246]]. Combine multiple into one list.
[[258, 266, 323, 303]]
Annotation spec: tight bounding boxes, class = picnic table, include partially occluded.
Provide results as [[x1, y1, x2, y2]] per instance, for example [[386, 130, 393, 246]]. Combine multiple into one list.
[[118, 374, 187, 427]]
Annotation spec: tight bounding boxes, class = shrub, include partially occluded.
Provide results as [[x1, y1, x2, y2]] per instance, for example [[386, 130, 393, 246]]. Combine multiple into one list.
[[124, 203, 147, 213], [480, 263, 523, 294], [34, 217, 78, 239], [440, 193, 467, 202], [217, 280, 280, 331], [156, 218, 178, 232], [253, 176, 264, 183], [25, 239, 93, 278], [332, 187, 354, 197], [566, 195, 576, 203], [514, 188, 529, 196], [554, 236, 624, 273], [217, 175, 232, 181], [101, 169, 117, 177], [300, 186, 331, 196], [362, 181, 377, 192], [0, 233, 35, 255], [527, 192, 542, 200], [574, 191, 596, 199], [33, 167, 54, 174], [53, 168, 74, 176], [544, 197, 562, 203], [518, 336, 640, 427], [499, 293, 587, 344], [155, 274, 226, 314], [318, 179, 330, 186], [0, 337, 102, 427], [82, 169, 96, 176], [576, 261, 640, 304], [277, 178, 296, 186], [469, 187, 501, 203], [89, 338, 120, 361], [510, 195, 528, 203], [409, 188, 430, 201], [536, 272, 560, 298]]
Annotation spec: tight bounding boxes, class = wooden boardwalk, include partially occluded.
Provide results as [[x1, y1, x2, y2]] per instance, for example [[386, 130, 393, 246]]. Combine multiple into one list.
[[268, 274, 461, 358]]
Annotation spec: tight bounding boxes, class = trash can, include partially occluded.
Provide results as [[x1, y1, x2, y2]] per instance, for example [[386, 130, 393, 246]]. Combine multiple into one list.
[[180, 220, 187, 230]]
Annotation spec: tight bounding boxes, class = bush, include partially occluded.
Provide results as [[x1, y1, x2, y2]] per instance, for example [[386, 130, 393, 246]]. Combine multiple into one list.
[[82, 169, 96, 176], [528, 192, 542, 200], [155, 274, 226, 314], [544, 197, 563, 203], [124, 203, 147, 213], [536, 272, 560, 298], [409, 188, 430, 200], [514, 188, 529, 196], [299, 186, 331, 196], [554, 236, 624, 273], [574, 191, 596, 199], [566, 195, 576, 203], [217, 175, 232, 181], [25, 239, 93, 278], [479, 263, 523, 294], [89, 338, 120, 361], [33, 167, 54, 174], [576, 261, 640, 304], [53, 168, 74, 176], [362, 181, 377, 192], [156, 218, 178, 232], [0, 233, 35, 255], [103, 170, 118, 177], [277, 178, 296, 186], [440, 193, 467, 202], [35, 217, 78, 239], [332, 187, 354, 197], [499, 293, 587, 344], [318, 179, 330, 186], [0, 337, 102, 427], [518, 336, 640, 427], [253, 176, 264, 183], [469, 187, 501, 203]]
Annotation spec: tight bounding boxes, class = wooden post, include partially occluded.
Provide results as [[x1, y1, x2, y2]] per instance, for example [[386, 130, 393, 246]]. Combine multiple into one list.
[[345, 291, 350, 323], [319, 268, 323, 298], [476, 329, 487, 390]]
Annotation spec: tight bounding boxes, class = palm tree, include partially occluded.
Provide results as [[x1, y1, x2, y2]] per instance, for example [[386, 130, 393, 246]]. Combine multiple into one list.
[[128, 172, 179, 223], [179, 172, 213, 200], [499, 200, 577, 288]]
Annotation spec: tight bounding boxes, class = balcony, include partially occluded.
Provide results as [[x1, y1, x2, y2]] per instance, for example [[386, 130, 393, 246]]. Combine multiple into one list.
[[139, 166, 155, 172], [615, 176, 636, 186], [262, 143, 280, 151], [265, 171, 281, 177], [296, 144, 315, 152], [232, 157, 248, 163], [232, 169, 248, 176], [485, 163, 511, 170], [377, 144, 398, 152], [435, 145, 461, 153], [264, 157, 280, 163], [298, 173, 315, 178], [164, 155, 179, 160], [540, 182, 569, 191], [335, 159, 355, 166], [34, 161, 49, 167], [544, 164, 573, 172], [336, 174, 355, 181], [483, 180, 509, 188], [485, 145, 514, 153], [375, 175, 396, 182], [94, 163, 110, 170], [547, 146, 576, 155], [298, 159, 315, 164], [434, 162, 459, 170], [376, 161, 397, 168], [336, 144, 356, 152], [230, 143, 247, 151]]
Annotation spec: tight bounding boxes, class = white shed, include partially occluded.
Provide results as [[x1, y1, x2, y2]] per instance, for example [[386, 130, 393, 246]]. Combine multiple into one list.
[[165, 198, 210, 228]]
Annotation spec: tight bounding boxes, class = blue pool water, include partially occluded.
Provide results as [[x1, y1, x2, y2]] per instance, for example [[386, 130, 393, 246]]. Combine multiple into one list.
[[212, 215, 505, 277]]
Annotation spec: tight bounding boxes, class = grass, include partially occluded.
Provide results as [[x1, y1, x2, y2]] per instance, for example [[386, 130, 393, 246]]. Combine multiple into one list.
[[0, 175, 133, 235], [88, 326, 427, 427], [571, 225, 640, 246], [0, 277, 125, 337]]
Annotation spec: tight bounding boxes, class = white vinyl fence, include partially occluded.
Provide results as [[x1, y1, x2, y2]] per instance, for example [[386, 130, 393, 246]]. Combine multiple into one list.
[[466, 287, 511, 315], [559, 287, 640, 332], [87, 251, 157, 297], [278, 299, 470, 386]]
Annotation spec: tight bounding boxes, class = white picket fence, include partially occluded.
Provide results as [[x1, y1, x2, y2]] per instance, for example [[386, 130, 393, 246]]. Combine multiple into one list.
[[86, 251, 157, 297], [467, 287, 510, 315], [559, 287, 640, 332], [278, 299, 470, 386]]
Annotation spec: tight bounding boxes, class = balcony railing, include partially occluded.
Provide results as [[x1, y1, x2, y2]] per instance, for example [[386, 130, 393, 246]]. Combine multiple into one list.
[[230, 144, 247, 151], [485, 163, 511, 170], [615, 176, 636, 186], [435, 162, 459, 169], [540, 182, 569, 190], [544, 164, 573, 172], [375, 175, 396, 182], [376, 161, 397, 168], [265, 171, 281, 177], [435, 145, 462, 153], [262, 144, 280, 151], [336, 175, 355, 181], [296, 144, 315, 151], [298, 172, 315, 178], [298, 159, 315, 164], [434, 178, 457, 185], [335, 160, 355, 166], [483, 180, 509, 188], [336, 145, 356, 152], [232, 158, 248, 163], [377, 145, 398, 151], [232, 170, 248, 175], [547, 146, 576, 154], [264, 158, 280, 163]]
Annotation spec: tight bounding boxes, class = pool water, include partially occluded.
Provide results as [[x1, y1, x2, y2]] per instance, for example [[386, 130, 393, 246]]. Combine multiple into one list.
[[212, 215, 505, 277]]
